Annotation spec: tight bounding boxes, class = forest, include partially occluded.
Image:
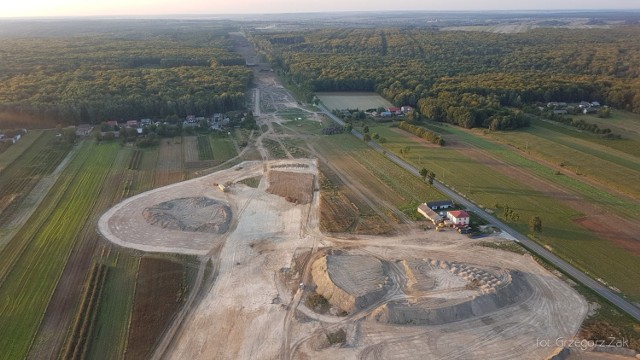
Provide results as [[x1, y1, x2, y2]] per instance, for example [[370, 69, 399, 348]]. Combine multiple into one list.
[[0, 23, 252, 126], [250, 27, 640, 129]]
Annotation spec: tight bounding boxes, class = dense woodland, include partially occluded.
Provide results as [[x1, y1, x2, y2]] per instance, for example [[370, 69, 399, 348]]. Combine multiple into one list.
[[0, 24, 252, 126], [250, 27, 640, 129]]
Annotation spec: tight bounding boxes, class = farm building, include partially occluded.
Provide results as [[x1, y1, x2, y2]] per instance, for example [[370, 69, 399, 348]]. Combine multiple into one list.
[[387, 106, 401, 113], [417, 204, 443, 224], [75, 124, 94, 137], [126, 120, 139, 128], [426, 200, 454, 210], [447, 210, 470, 226]]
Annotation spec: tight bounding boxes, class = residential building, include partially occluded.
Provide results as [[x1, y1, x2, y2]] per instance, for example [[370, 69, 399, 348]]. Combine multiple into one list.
[[426, 200, 454, 210], [447, 210, 470, 226]]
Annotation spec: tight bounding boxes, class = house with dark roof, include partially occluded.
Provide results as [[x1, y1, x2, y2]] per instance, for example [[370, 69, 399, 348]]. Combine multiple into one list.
[[426, 200, 454, 210]]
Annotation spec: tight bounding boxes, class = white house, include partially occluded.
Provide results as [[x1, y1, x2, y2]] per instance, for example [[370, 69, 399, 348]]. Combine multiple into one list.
[[446, 210, 470, 226]]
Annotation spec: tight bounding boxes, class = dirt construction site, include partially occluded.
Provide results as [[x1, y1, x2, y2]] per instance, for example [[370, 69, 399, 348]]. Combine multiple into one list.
[[99, 156, 588, 359]]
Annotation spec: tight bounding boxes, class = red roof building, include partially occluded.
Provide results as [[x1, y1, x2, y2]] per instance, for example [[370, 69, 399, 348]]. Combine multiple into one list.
[[446, 210, 470, 226]]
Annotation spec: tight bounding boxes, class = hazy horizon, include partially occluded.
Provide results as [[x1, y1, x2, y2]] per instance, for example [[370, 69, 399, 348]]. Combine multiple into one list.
[[3, 0, 640, 18]]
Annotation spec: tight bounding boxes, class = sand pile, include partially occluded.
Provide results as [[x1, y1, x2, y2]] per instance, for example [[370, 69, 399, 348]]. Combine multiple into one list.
[[311, 255, 388, 313], [372, 270, 533, 326], [143, 197, 231, 233], [311, 253, 535, 326]]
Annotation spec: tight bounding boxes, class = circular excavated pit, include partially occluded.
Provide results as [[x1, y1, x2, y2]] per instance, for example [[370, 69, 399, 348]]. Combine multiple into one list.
[[143, 197, 232, 234], [311, 253, 534, 326]]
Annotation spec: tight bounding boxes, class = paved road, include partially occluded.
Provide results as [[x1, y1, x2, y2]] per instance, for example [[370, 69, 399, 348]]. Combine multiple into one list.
[[319, 104, 640, 322]]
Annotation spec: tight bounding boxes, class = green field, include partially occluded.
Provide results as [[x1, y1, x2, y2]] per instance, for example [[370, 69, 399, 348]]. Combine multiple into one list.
[[316, 134, 442, 209], [422, 122, 640, 219], [197, 135, 214, 160], [0, 130, 45, 172], [0, 141, 119, 359], [0, 131, 72, 228], [87, 249, 140, 360], [581, 110, 640, 141], [210, 136, 238, 162], [368, 123, 640, 299], [316, 92, 393, 110], [481, 119, 640, 200]]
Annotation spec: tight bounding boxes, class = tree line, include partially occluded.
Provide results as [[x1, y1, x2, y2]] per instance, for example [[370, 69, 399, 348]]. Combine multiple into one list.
[[249, 26, 640, 128], [397, 121, 444, 146], [0, 28, 252, 126]]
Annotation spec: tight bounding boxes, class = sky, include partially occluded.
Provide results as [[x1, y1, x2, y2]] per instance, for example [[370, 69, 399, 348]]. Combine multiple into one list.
[[2, 0, 639, 18]]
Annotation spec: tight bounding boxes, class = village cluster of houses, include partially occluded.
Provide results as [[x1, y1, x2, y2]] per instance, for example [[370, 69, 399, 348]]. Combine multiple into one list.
[[79, 113, 232, 138], [417, 200, 471, 230], [374, 105, 414, 118], [546, 101, 603, 115], [0, 129, 26, 144]]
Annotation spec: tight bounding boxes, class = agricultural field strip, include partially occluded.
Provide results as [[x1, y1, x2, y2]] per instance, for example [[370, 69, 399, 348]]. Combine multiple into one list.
[[35, 148, 131, 360], [0, 141, 119, 359], [518, 123, 640, 194], [197, 135, 214, 161], [317, 134, 441, 209], [0, 129, 45, 172], [210, 136, 238, 162], [414, 121, 639, 215], [582, 112, 640, 137], [451, 125, 640, 217], [526, 120, 640, 170], [0, 132, 70, 222], [87, 147, 164, 359], [87, 249, 140, 360], [533, 118, 640, 158], [370, 125, 640, 299], [0, 141, 80, 252]]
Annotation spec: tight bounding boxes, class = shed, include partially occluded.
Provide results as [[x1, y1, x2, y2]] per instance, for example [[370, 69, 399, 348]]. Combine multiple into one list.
[[418, 204, 443, 224]]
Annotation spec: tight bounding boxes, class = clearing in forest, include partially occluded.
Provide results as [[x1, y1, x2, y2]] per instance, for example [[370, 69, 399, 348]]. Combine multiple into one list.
[[316, 92, 393, 110]]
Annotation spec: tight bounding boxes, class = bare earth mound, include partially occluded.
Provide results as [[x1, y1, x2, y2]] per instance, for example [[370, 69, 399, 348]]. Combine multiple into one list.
[[312, 254, 389, 312], [312, 253, 534, 325], [143, 197, 231, 233], [267, 171, 314, 204]]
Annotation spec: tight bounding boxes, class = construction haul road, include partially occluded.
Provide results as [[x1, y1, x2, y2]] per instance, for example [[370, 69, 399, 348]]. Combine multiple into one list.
[[318, 103, 640, 322]]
